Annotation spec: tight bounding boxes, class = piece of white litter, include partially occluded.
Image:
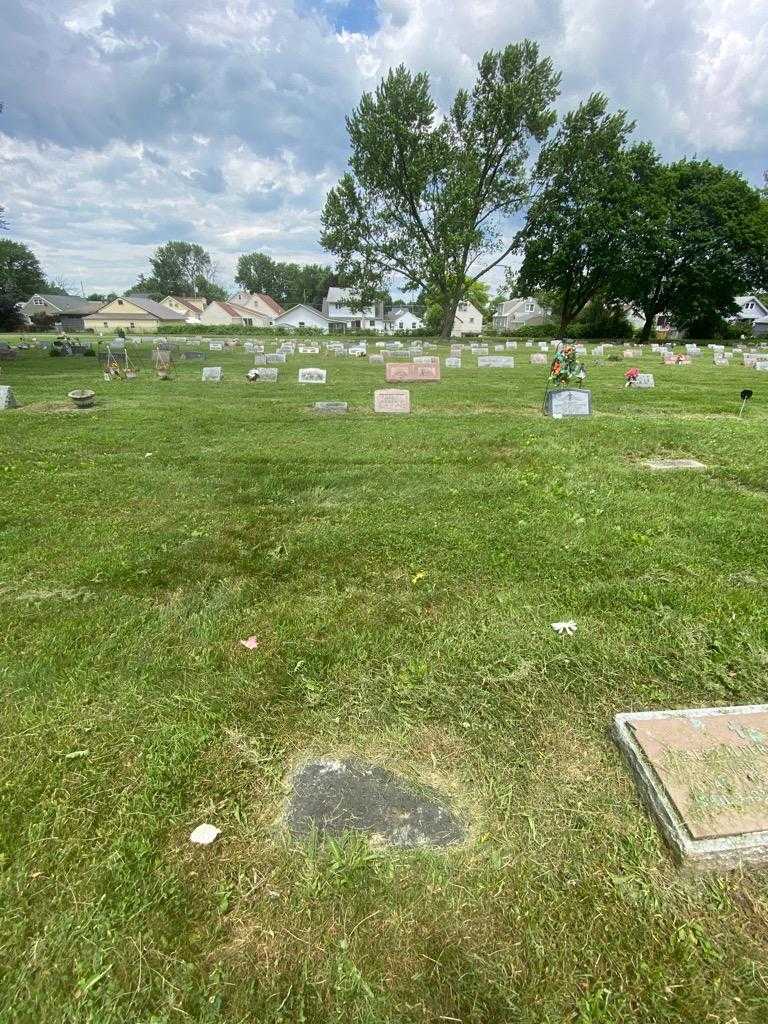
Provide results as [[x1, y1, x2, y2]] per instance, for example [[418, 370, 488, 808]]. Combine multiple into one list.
[[190, 823, 221, 846], [239, 636, 260, 650], [551, 620, 577, 636]]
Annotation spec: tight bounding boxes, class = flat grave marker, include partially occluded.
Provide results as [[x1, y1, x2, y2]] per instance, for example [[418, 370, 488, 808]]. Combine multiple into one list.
[[209, 341, 224, 352], [644, 458, 706, 471], [635, 373, 655, 388], [444, 357, 462, 369], [614, 704, 768, 870], [314, 401, 348, 414], [298, 368, 327, 384], [246, 367, 279, 382], [477, 355, 515, 368], [530, 353, 547, 365], [285, 758, 465, 848], [385, 362, 440, 382], [202, 366, 222, 382], [374, 388, 410, 414]]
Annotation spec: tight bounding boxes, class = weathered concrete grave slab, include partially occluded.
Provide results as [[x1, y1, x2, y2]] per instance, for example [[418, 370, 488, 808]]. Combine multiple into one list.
[[385, 362, 440, 382], [209, 341, 224, 351], [298, 368, 327, 384], [314, 401, 348, 414], [202, 366, 222, 382], [182, 351, 204, 360], [266, 353, 286, 364], [285, 759, 465, 847], [369, 354, 384, 364], [374, 388, 410, 414], [530, 353, 547, 365], [614, 705, 768, 870], [444, 357, 461, 369], [635, 373, 655, 388], [0, 386, 19, 410], [644, 458, 706, 471]]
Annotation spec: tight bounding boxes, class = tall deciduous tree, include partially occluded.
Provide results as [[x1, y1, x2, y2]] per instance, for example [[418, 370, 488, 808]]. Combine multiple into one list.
[[517, 93, 657, 333], [618, 160, 768, 339], [127, 241, 224, 300], [0, 239, 47, 300], [321, 42, 561, 337]]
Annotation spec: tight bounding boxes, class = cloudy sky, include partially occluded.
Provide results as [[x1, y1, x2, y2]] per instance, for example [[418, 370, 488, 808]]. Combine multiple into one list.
[[1, 0, 767, 295]]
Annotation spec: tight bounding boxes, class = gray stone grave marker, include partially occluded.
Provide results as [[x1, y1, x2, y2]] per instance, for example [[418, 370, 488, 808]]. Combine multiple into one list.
[[478, 355, 514, 368], [444, 357, 461, 368], [202, 366, 222, 382], [298, 368, 327, 384], [0, 386, 19, 409], [545, 388, 592, 417], [314, 401, 348, 414]]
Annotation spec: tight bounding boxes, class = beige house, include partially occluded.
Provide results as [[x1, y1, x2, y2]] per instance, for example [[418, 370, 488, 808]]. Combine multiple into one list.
[[229, 291, 285, 319], [159, 295, 208, 319], [199, 300, 270, 326], [452, 300, 484, 336], [84, 295, 186, 333]]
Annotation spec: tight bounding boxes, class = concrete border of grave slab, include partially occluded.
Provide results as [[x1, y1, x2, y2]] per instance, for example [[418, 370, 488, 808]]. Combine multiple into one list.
[[613, 705, 768, 872], [643, 458, 706, 471]]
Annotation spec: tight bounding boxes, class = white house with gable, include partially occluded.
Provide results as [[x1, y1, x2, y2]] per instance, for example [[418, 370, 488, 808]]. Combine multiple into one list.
[[271, 303, 330, 332], [384, 307, 423, 332], [322, 287, 386, 332], [734, 295, 768, 323], [452, 300, 484, 336], [493, 296, 551, 332]]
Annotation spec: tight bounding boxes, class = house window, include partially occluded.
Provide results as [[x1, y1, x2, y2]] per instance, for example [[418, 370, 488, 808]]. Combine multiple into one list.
[[103, 322, 108, 327], [469, 317, 474, 323], [298, 321, 305, 327], [398, 322, 403, 329], [526, 302, 535, 312], [129, 322, 135, 328], [369, 320, 375, 326], [244, 318, 253, 326], [33, 297, 44, 305], [117, 299, 124, 305]]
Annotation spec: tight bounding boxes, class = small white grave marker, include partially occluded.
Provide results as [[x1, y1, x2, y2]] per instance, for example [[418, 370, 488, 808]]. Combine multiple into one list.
[[374, 388, 410, 414], [202, 367, 222, 382], [298, 368, 327, 384]]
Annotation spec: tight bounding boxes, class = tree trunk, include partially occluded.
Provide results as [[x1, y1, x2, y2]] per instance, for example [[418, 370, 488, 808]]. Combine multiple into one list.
[[439, 295, 462, 339], [639, 312, 654, 342]]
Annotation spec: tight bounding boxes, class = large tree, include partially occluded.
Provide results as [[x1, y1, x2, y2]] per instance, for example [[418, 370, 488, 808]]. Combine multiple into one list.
[[517, 93, 658, 333], [321, 42, 561, 337], [127, 241, 225, 300], [617, 160, 768, 339], [0, 239, 47, 301], [235, 253, 338, 308]]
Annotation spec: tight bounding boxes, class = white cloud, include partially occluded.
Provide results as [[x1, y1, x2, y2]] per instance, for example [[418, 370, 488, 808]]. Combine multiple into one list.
[[1, 0, 766, 293]]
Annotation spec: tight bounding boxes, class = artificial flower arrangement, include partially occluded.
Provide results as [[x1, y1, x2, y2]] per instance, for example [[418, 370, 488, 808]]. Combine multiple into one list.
[[548, 343, 586, 388], [624, 366, 640, 387]]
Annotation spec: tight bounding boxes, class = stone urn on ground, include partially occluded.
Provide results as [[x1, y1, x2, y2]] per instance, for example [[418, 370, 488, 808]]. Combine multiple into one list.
[[68, 388, 95, 409]]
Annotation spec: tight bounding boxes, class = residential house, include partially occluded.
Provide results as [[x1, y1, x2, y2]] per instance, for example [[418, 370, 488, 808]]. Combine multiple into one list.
[[753, 318, 768, 338], [199, 300, 270, 326], [20, 293, 104, 331], [452, 300, 483, 336], [159, 296, 208, 321], [384, 307, 424, 332], [492, 296, 551, 332], [84, 295, 186, 333], [229, 291, 285, 320], [321, 287, 386, 332], [734, 295, 768, 324], [271, 304, 330, 332]]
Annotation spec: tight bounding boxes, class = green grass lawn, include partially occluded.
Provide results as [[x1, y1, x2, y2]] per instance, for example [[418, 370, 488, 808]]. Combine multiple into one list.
[[2, 343, 768, 1023]]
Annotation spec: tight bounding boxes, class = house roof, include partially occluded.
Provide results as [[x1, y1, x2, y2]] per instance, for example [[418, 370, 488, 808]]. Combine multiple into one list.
[[163, 296, 203, 314], [253, 293, 284, 315], [384, 307, 419, 322], [275, 303, 330, 322], [326, 287, 353, 303], [124, 296, 186, 320], [27, 293, 103, 315]]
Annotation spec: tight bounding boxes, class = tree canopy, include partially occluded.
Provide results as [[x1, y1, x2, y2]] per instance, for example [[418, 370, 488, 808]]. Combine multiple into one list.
[[0, 239, 47, 301], [517, 93, 657, 333], [615, 159, 768, 338], [235, 252, 339, 308], [126, 241, 226, 301], [321, 41, 561, 337]]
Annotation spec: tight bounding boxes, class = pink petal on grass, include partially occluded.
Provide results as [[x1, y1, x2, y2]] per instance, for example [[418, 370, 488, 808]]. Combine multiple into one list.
[[239, 636, 260, 650]]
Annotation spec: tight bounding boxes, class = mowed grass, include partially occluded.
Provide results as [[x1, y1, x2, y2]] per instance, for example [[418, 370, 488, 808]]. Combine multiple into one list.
[[2, 342, 768, 1023]]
